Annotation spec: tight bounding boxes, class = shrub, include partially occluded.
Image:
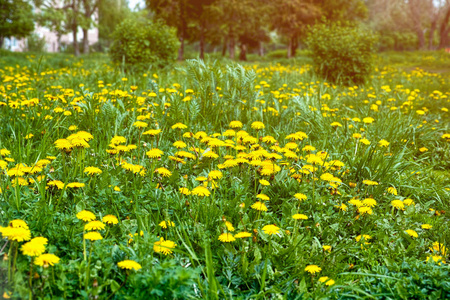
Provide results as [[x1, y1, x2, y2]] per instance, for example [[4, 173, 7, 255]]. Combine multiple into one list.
[[109, 16, 179, 69], [306, 22, 377, 85], [27, 33, 46, 52]]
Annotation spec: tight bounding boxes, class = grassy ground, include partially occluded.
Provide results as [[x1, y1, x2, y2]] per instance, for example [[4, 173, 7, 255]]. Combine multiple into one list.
[[0, 51, 449, 299]]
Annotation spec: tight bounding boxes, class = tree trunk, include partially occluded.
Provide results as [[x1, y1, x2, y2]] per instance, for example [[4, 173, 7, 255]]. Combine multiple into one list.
[[287, 37, 292, 58], [222, 37, 227, 56], [57, 32, 62, 52], [0, 36, 4, 49], [199, 23, 205, 60], [82, 28, 89, 54], [408, 0, 426, 49], [258, 41, 264, 57], [239, 43, 247, 61], [291, 37, 298, 57], [73, 26, 79, 56], [429, 19, 437, 50], [178, 36, 184, 61], [229, 37, 235, 60], [72, 0, 80, 56], [438, 6, 450, 49]]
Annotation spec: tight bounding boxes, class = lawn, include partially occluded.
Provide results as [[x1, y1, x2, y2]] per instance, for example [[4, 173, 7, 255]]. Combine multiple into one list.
[[0, 51, 449, 299]]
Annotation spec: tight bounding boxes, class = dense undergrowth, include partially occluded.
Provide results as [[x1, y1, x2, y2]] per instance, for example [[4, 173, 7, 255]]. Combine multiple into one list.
[[0, 52, 449, 299]]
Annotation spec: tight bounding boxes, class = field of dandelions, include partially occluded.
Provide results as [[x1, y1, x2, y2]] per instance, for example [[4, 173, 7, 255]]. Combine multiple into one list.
[[0, 52, 449, 299]]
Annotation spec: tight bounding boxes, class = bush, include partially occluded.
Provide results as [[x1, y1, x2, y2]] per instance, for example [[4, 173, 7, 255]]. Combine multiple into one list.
[[109, 16, 180, 69], [27, 33, 46, 52], [306, 22, 377, 85]]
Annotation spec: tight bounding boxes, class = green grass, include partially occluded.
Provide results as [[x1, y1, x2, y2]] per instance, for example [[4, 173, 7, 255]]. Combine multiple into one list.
[[0, 51, 449, 299]]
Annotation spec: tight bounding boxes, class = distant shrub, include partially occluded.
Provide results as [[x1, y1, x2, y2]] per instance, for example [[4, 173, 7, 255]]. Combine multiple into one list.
[[306, 22, 377, 85], [266, 49, 288, 59], [109, 17, 179, 69], [27, 33, 46, 52]]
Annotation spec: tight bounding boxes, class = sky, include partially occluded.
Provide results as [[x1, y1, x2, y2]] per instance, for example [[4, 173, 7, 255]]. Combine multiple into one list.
[[128, 0, 145, 11]]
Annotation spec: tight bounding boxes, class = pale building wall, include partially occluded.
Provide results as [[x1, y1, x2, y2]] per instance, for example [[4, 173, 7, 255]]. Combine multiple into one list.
[[4, 10, 99, 53]]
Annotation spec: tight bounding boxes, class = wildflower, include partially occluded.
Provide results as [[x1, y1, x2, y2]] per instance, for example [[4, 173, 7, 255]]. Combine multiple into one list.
[[153, 237, 177, 255], [154, 167, 172, 177], [1, 226, 31, 242], [225, 221, 235, 232], [143, 129, 162, 136], [292, 214, 308, 220], [426, 255, 446, 265], [9, 219, 29, 229], [218, 233, 235, 242], [76, 210, 96, 222], [84, 231, 103, 241], [405, 230, 418, 238], [403, 198, 415, 206], [179, 187, 191, 195], [355, 234, 372, 242], [358, 206, 373, 215], [323, 245, 331, 252], [67, 182, 85, 188], [171, 123, 187, 130], [362, 198, 377, 207], [251, 201, 268, 211], [234, 232, 252, 238], [387, 187, 397, 195], [34, 254, 60, 267], [379, 139, 390, 147], [429, 242, 447, 255], [159, 221, 175, 229], [251, 121, 265, 130], [21, 237, 47, 257], [362, 180, 378, 186], [208, 170, 223, 180], [102, 215, 119, 225], [262, 224, 280, 235], [146, 148, 163, 158], [391, 200, 405, 210], [84, 221, 106, 231], [305, 265, 321, 274], [84, 166, 102, 175], [256, 194, 270, 201], [421, 224, 432, 230], [330, 122, 342, 127], [191, 186, 210, 197], [336, 203, 348, 211], [363, 117, 374, 124], [229, 121, 243, 128], [259, 179, 270, 186], [133, 121, 148, 128], [173, 141, 187, 149], [118, 260, 142, 271], [360, 138, 370, 145], [294, 193, 307, 201]]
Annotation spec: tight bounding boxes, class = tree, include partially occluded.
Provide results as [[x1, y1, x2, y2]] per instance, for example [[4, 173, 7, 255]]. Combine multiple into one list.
[[98, 0, 129, 50], [147, 0, 191, 60], [36, 0, 70, 52], [80, 0, 99, 54], [0, 0, 35, 48], [270, 0, 321, 58]]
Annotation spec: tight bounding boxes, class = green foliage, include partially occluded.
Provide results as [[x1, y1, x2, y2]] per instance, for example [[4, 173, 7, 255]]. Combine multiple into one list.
[[306, 22, 377, 85], [109, 16, 180, 69], [333, 259, 450, 299], [0, 0, 35, 45], [26, 34, 47, 52]]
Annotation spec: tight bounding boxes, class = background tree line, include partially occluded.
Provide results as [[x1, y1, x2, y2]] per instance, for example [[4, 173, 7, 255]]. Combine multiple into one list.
[[1, 0, 450, 56]]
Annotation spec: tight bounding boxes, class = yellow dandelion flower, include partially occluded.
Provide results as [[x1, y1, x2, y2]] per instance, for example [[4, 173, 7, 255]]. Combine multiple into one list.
[[218, 233, 235, 242], [305, 265, 321, 274], [118, 260, 142, 271], [262, 224, 280, 235], [251, 201, 268, 211], [34, 253, 60, 267], [102, 215, 119, 225]]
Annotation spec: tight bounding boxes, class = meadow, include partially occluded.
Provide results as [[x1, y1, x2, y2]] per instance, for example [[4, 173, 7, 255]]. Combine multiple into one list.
[[0, 51, 449, 299]]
